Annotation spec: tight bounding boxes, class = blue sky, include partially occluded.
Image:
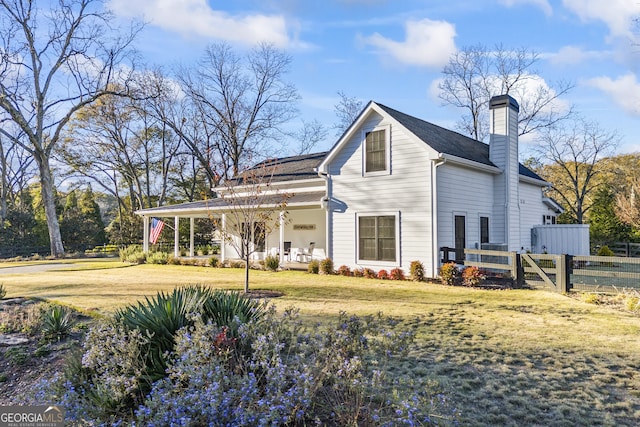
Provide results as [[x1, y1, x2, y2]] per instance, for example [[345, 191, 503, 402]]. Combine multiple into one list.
[[107, 0, 640, 155]]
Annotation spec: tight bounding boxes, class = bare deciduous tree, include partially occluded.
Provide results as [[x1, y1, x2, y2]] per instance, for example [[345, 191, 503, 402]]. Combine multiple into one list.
[[333, 91, 364, 137], [294, 119, 328, 155], [0, 0, 140, 256], [438, 44, 574, 141], [172, 42, 300, 183], [534, 118, 619, 224]]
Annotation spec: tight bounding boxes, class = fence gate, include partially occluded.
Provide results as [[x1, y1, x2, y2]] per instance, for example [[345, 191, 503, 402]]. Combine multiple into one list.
[[520, 253, 571, 292]]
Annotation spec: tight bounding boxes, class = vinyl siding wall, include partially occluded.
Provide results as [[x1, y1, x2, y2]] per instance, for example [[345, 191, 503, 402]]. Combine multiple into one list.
[[519, 181, 547, 251], [437, 163, 495, 253], [327, 111, 434, 272]]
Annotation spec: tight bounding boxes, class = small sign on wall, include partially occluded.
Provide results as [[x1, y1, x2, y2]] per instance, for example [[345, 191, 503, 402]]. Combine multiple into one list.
[[293, 224, 316, 230]]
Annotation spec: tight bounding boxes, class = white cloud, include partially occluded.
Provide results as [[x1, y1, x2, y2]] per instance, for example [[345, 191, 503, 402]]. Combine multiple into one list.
[[587, 73, 640, 116], [547, 45, 612, 66], [361, 19, 456, 68], [499, 0, 553, 16], [107, 0, 298, 48], [562, 0, 640, 40]]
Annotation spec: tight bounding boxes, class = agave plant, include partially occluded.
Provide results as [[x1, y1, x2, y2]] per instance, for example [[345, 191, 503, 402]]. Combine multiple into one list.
[[114, 285, 266, 381], [41, 304, 76, 340]]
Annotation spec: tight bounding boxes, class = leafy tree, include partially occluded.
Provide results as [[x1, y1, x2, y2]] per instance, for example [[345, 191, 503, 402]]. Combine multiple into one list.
[[438, 44, 573, 141], [0, 0, 140, 257], [533, 118, 619, 224], [589, 187, 637, 244]]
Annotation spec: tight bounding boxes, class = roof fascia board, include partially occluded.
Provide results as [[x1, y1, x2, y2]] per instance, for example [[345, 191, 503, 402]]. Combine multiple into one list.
[[439, 153, 502, 174], [519, 174, 550, 187]]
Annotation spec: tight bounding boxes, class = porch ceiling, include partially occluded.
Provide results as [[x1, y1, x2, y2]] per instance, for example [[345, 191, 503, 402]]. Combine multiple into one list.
[[135, 191, 326, 218]]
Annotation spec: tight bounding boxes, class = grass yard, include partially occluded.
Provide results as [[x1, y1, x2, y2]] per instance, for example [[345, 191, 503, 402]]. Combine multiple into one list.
[[2, 258, 640, 426]]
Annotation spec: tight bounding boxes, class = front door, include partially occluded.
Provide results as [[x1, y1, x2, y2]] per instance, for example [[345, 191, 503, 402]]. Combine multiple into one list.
[[454, 215, 466, 263]]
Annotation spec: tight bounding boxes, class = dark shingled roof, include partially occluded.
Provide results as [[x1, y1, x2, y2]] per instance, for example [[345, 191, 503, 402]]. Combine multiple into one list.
[[239, 152, 327, 183], [375, 103, 546, 182]]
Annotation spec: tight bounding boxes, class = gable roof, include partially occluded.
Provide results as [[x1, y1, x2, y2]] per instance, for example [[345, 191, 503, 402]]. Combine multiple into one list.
[[320, 101, 546, 183], [376, 103, 545, 182]]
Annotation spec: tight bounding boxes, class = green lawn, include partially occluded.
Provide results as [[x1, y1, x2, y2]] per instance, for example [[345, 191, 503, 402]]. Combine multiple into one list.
[[2, 258, 640, 426]]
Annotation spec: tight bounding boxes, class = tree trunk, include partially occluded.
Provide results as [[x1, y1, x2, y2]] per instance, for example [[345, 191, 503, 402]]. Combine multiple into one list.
[[244, 252, 250, 293], [36, 154, 65, 257]]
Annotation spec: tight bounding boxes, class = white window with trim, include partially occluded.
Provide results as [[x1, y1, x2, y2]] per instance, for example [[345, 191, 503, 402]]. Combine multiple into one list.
[[357, 212, 399, 263], [363, 124, 391, 175]]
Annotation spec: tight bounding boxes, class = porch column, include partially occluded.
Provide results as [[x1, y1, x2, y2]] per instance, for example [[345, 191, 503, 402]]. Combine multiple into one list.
[[279, 211, 285, 264], [143, 216, 150, 253], [189, 217, 195, 257], [221, 214, 226, 262], [174, 216, 180, 258]]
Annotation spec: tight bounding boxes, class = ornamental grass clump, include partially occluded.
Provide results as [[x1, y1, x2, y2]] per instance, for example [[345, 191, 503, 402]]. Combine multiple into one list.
[[307, 259, 320, 274]]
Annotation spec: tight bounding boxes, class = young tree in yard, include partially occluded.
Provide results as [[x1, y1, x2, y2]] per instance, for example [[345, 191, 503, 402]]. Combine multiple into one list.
[[215, 161, 290, 293], [438, 44, 573, 141], [0, 0, 140, 257], [534, 118, 619, 224]]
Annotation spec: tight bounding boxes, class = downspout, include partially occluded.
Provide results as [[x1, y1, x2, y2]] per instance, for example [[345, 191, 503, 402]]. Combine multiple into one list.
[[316, 168, 331, 260], [431, 156, 446, 278]]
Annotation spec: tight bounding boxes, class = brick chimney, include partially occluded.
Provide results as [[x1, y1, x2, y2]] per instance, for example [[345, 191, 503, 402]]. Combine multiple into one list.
[[489, 94, 520, 251]]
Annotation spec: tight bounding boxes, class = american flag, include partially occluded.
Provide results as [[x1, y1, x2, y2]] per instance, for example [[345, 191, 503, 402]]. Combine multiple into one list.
[[149, 218, 165, 244]]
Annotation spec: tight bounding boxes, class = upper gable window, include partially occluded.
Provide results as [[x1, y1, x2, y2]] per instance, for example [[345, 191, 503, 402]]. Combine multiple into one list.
[[363, 125, 390, 175]]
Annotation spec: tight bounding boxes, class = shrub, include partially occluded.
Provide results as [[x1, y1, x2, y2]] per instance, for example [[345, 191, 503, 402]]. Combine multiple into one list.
[[389, 267, 405, 280], [264, 255, 280, 272], [41, 304, 76, 341], [319, 257, 334, 275], [229, 260, 245, 269], [597, 245, 615, 257], [362, 268, 376, 279], [209, 256, 219, 268], [134, 309, 453, 427], [0, 283, 5, 299], [377, 269, 389, 280], [625, 296, 640, 312], [352, 268, 364, 277], [439, 262, 460, 286], [410, 260, 425, 282], [462, 266, 485, 287], [145, 251, 170, 265], [307, 259, 320, 274], [119, 244, 145, 264], [337, 265, 351, 276]]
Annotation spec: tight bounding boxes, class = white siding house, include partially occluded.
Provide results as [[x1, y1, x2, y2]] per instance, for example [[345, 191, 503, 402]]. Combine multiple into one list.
[[137, 94, 571, 278]]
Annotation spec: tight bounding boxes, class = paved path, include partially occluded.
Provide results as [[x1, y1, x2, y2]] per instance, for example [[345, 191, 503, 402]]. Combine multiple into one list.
[[0, 263, 67, 275]]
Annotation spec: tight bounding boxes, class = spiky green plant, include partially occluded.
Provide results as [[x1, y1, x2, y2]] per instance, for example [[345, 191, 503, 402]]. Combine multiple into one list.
[[0, 283, 6, 299], [41, 305, 76, 340], [114, 285, 266, 381]]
